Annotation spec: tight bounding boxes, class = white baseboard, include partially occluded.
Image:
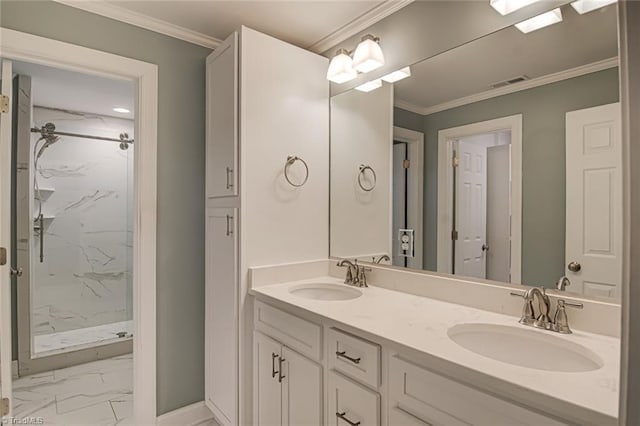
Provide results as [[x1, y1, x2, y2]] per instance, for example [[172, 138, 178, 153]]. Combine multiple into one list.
[[157, 401, 217, 426]]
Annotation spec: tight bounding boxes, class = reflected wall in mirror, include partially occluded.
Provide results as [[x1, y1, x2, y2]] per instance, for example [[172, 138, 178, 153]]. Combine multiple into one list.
[[330, 2, 621, 300]]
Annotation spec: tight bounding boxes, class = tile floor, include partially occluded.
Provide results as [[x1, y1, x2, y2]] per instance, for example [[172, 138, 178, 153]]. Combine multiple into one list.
[[12, 353, 133, 425]]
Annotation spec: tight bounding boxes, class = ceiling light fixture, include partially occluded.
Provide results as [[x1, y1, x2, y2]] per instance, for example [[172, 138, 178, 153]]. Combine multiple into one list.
[[113, 107, 130, 114], [355, 79, 383, 93], [352, 34, 385, 74], [381, 67, 411, 83], [490, 0, 540, 15], [326, 49, 357, 84], [570, 0, 617, 14], [515, 8, 562, 33]]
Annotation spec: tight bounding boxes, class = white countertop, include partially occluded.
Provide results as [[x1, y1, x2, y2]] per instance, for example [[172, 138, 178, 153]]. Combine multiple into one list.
[[250, 276, 620, 423]]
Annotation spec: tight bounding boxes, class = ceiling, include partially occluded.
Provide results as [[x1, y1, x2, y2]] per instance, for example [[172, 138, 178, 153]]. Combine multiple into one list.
[[101, 0, 387, 49], [394, 3, 618, 113], [12, 61, 135, 120]]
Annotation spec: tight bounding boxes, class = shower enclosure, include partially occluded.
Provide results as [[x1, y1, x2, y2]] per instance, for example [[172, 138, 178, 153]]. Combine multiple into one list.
[[12, 71, 134, 374]]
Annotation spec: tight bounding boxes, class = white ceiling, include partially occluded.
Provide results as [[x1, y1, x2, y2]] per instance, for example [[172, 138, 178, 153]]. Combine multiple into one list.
[[394, 3, 618, 112], [102, 0, 386, 49], [12, 61, 135, 120]]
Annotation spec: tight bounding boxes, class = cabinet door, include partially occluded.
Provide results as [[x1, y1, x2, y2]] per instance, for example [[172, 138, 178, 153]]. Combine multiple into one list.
[[206, 31, 238, 198], [282, 346, 322, 426], [254, 332, 283, 426], [205, 207, 238, 425]]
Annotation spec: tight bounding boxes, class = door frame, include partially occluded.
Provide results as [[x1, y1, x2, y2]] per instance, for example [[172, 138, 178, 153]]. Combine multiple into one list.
[[393, 126, 424, 270], [0, 28, 158, 424], [436, 114, 522, 284]]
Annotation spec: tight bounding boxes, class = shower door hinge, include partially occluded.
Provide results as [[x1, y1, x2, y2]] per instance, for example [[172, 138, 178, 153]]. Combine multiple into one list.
[[0, 95, 8, 114], [0, 247, 6, 265], [1, 397, 9, 416]]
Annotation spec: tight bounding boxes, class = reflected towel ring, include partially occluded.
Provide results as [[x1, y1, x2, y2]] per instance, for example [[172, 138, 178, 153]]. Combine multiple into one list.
[[358, 164, 376, 192], [284, 155, 309, 187]]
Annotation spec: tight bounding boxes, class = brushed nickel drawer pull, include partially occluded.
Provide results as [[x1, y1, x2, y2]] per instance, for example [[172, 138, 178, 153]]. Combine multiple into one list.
[[336, 411, 360, 426], [226, 167, 233, 189], [336, 351, 361, 364], [278, 356, 286, 383], [271, 353, 279, 379]]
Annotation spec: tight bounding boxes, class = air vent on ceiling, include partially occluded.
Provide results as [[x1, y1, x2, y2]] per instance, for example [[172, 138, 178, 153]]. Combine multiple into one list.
[[490, 75, 530, 89]]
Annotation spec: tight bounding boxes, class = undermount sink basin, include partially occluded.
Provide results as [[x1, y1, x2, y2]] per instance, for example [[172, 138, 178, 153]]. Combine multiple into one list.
[[289, 283, 362, 301], [448, 323, 603, 372]]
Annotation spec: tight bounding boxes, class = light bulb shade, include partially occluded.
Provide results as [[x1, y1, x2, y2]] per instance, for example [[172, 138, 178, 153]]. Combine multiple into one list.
[[381, 67, 411, 83], [352, 35, 385, 73], [355, 79, 382, 93], [490, 0, 540, 15], [515, 8, 562, 33], [570, 0, 617, 14], [326, 49, 357, 84]]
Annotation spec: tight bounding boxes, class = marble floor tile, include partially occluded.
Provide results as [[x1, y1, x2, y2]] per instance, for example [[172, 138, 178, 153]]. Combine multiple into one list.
[[12, 353, 133, 425]]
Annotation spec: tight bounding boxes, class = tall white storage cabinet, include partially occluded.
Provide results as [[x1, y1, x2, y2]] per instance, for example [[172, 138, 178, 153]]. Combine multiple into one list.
[[205, 26, 329, 425]]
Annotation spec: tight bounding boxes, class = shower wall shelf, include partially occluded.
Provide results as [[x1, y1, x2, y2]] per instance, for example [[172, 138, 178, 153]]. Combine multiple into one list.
[[36, 187, 55, 200]]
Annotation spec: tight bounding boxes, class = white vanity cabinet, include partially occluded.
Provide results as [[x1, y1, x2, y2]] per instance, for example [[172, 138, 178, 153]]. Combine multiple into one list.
[[253, 301, 323, 426], [206, 32, 238, 198], [252, 299, 578, 426]]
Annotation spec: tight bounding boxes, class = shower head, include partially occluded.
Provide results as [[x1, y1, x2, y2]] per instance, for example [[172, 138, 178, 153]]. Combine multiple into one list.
[[36, 122, 61, 159]]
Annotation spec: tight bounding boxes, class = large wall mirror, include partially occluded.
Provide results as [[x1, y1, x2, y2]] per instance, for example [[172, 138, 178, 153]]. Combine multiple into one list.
[[329, 1, 621, 301]]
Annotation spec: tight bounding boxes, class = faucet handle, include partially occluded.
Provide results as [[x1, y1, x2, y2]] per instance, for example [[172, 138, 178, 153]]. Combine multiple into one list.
[[553, 299, 583, 334], [510, 291, 535, 325]]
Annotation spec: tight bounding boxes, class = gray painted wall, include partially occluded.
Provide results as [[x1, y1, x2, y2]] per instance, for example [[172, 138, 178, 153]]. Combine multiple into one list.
[[395, 67, 619, 287], [1, 0, 211, 415]]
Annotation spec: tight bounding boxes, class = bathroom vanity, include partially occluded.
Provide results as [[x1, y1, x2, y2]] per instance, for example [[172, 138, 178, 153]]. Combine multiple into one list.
[[249, 263, 619, 426]]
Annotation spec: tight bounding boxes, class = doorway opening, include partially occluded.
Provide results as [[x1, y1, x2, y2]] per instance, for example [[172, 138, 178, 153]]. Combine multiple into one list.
[[437, 115, 522, 283]]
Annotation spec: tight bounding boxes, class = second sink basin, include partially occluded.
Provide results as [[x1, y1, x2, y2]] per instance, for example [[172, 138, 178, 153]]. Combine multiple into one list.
[[289, 283, 362, 301], [448, 323, 603, 372]]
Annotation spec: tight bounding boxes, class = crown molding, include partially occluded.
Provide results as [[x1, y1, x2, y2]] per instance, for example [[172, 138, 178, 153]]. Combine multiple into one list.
[[308, 0, 414, 54], [53, 0, 222, 49], [395, 57, 619, 116]]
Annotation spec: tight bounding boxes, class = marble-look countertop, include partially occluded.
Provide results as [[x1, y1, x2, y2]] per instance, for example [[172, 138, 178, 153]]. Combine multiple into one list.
[[250, 276, 620, 424]]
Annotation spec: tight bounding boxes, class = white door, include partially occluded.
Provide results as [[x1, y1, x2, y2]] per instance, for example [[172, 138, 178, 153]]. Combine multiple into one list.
[[205, 207, 238, 425], [392, 143, 407, 267], [566, 103, 622, 298], [206, 32, 238, 198], [0, 59, 14, 419], [454, 140, 487, 279], [254, 332, 282, 426], [486, 144, 511, 282], [281, 346, 322, 426]]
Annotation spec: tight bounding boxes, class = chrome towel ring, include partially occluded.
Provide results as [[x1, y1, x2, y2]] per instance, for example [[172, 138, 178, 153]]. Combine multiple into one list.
[[358, 164, 376, 192], [284, 155, 309, 187]]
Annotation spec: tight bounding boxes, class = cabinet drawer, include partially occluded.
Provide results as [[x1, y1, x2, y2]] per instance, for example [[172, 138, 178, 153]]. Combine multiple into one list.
[[327, 328, 380, 389], [254, 300, 322, 361], [389, 355, 567, 426], [328, 371, 380, 426]]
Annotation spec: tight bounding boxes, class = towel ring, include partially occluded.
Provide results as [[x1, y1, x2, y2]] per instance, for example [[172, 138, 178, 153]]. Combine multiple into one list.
[[358, 164, 376, 192], [284, 155, 309, 187]]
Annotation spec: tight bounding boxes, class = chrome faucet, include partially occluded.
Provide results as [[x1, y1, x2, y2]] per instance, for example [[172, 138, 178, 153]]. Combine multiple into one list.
[[510, 287, 583, 334], [556, 276, 570, 291], [337, 259, 370, 287]]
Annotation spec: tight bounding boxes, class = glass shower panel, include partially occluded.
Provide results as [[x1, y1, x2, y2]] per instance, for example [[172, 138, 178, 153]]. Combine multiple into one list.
[[30, 107, 134, 355]]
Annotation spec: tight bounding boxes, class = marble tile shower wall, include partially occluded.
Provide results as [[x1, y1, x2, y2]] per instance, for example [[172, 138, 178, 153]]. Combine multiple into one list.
[[30, 107, 134, 337]]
